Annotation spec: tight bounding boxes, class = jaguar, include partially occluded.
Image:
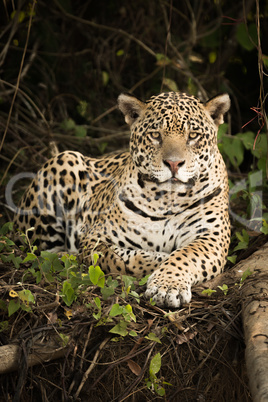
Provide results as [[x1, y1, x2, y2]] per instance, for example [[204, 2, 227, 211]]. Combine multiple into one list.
[[14, 91, 231, 308]]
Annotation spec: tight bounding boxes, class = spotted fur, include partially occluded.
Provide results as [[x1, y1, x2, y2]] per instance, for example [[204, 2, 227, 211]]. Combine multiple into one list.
[[14, 91, 231, 308]]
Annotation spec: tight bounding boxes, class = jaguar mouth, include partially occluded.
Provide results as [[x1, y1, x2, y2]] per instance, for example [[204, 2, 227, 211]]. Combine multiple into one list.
[[167, 177, 195, 188], [140, 172, 195, 188]]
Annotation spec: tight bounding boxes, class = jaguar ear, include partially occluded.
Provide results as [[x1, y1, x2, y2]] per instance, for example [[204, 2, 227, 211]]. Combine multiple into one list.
[[118, 93, 146, 125], [204, 94, 230, 126]]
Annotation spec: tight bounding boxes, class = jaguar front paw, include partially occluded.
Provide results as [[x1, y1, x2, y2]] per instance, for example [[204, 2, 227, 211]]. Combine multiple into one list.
[[145, 270, 192, 308]]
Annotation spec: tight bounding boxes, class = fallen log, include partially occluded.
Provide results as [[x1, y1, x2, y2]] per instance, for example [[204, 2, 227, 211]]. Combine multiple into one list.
[[0, 338, 68, 374], [198, 241, 268, 402], [240, 242, 268, 402]]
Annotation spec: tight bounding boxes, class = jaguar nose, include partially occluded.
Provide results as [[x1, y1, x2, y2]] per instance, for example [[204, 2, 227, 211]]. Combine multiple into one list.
[[164, 159, 185, 175]]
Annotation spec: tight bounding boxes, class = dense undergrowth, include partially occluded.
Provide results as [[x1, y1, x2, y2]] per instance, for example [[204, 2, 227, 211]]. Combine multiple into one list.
[[0, 0, 268, 401]]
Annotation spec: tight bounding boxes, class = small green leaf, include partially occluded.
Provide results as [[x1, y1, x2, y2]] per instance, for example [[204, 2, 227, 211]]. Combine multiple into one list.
[[23, 253, 37, 263], [145, 332, 162, 344], [139, 275, 150, 285], [162, 77, 178, 92], [261, 219, 268, 235], [218, 284, 228, 295], [109, 320, 128, 336], [61, 118, 76, 131], [11, 10, 26, 23], [0, 222, 14, 235], [0, 321, 8, 332], [94, 296, 101, 310], [116, 49, 124, 56], [8, 299, 20, 316], [155, 53, 171, 65], [59, 333, 69, 347], [109, 303, 123, 317], [89, 265, 105, 287], [62, 281, 75, 306], [122, 275, 136, 290], [102, 71, 109, 86], [227, 255, 237, 264], [202, 288, 217, 296], [101, 276, 118, 299], [155, 386, 165, 396], [233, 242, 248, 252], [149, 352, 161, 376], [209, 51, 217, 63], [74, 125, 87, 138], [236, 23, 257, 51], [240, 268, 253, 283], [92, 253, 99, 266], [123, 304, 136, 322], [18, 289, 35, 305], [217, 123, 228, 141]]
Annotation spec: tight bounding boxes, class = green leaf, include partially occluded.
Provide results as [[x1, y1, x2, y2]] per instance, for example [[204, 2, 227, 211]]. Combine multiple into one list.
[[0, 300, 7, 311], [92, 253, 99, 266], [102, 71, 109, 86], [222, 136, 244, 167], [8, 299, 20, 316], [262, 54, 268, 68], [23, 253, 37, 263], [261, 225, 268, 235], [209, 51, 217, 64], [139, 275, 150, 286], [218, 284, 228, 295], [62, 281, 75, 306], [202, 288, 216, 296], [109, 303, 123, 317], [109, 320, 128, 336], [233, 241, 248, 252], [89, 265, 105, 287], [227, 255, 237, 264], [116, 49, 124, 56], [61, 118, 76, 131], [59, 333, 69, 347], [74, 125, 87, 138], [0, 321, 8, 332], [101, 277, 118, 299], [123, 304, 136, 322], [94, 296, 101, 310], [0, 222, 14, 235], [77, 100, 89, 118], [122, 275, 136, 290], [155, 386, 165, 396], [162, 78, 178, 92], [92, 297, 102, 320], [236, 131, 255, 150], [155, 53, 171, 65], [252, 134, 267, 159], [240, 268, 253, 283], [145, 332, 162, 344], [236, 23, 257, 51], [11, 10, 26, 23], [3, 254, 23, 269], [149, 352, 161, 376], [18, 289, 35, 305], [217, 123, 228, 141]]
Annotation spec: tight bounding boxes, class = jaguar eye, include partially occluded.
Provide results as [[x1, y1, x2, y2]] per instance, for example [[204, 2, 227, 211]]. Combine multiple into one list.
[[188, 132, 199, 140], [149, 132, 162, 141]]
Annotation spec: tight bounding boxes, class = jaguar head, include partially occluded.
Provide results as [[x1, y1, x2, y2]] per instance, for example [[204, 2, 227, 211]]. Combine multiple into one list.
[[118, 91, 230, 190]]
